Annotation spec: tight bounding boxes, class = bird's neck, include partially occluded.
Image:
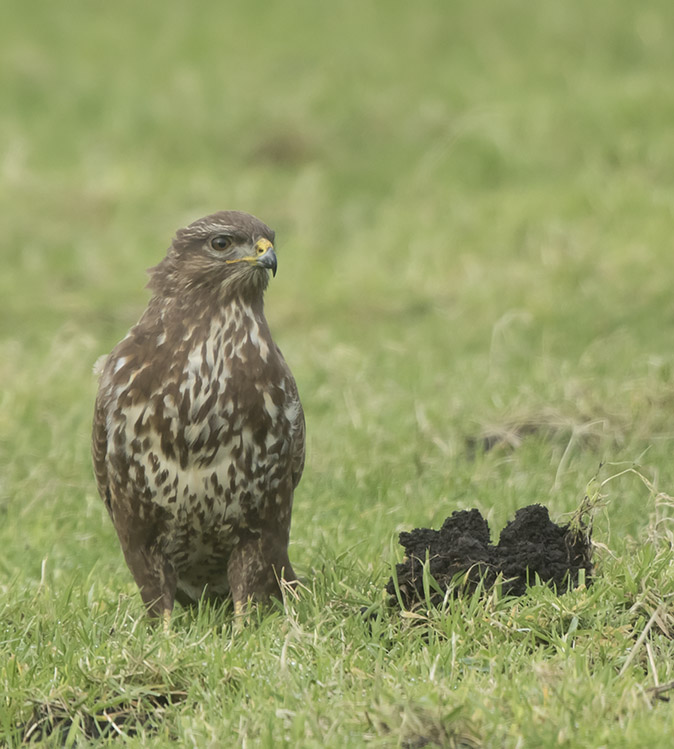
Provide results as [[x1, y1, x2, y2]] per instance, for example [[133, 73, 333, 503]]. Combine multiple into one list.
[[148, 288, 268, 339], [220, 294, 267, 329]]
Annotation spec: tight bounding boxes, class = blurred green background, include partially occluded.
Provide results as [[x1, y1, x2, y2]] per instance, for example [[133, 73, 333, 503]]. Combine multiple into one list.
[[1, 0, 674, 596], [3, 1, 674, 745]]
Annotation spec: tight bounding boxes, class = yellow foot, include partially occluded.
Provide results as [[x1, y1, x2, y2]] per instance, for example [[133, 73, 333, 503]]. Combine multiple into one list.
[[162, 609, 171, 632], [233, 600, 246, 633]]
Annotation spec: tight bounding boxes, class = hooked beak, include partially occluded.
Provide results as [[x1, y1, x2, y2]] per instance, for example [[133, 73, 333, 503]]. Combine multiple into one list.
[[254, 239, 278, 277]]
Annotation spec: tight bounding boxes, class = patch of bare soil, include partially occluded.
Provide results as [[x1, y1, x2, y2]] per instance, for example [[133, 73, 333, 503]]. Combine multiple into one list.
[[387, 504, 592, 608], [20, 691, 186, 744]]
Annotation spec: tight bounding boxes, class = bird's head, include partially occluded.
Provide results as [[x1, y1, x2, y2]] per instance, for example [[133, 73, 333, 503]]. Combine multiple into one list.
[[148, 211, 278, 301]]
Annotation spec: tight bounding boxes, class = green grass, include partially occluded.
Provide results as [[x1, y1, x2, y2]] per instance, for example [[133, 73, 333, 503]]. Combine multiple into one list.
[[2, 0, 674, 745]]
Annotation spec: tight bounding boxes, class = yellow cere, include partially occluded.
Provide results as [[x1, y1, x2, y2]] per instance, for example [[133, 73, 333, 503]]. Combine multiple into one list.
[[226, 237, 274, 266], [254, 238, 273, 255]]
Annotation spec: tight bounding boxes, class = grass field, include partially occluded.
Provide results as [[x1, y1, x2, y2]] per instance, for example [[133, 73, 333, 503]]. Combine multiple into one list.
[[2, 0, 674, 745]]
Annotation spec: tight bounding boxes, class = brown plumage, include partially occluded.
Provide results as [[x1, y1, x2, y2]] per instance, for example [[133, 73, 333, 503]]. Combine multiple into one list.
[[92, 211, 305, 618]]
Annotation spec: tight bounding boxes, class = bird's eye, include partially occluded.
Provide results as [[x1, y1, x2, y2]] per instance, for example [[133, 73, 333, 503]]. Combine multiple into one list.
[[210, 235, 233, 251]]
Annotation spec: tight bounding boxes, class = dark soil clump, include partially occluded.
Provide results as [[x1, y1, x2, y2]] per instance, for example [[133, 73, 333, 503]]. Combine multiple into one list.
[[20, 691, 186, 744], [387, 504, 592, 608]]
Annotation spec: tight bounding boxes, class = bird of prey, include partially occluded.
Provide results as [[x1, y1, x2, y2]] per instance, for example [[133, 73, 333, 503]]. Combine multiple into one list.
[[92, 211, 305, 619]]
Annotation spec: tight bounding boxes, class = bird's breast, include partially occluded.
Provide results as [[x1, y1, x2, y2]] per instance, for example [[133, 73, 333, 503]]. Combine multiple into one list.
[[108, 308, 299, 532]]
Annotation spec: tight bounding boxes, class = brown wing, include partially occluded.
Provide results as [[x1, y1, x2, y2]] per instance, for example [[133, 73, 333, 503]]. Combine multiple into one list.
[[92, 382, 112, 516], [291, 394, 306, 490], [275, 344, 305, 489]]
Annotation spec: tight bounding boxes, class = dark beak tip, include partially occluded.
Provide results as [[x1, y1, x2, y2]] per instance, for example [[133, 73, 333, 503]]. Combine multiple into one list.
[[259, 248, 278, 277]]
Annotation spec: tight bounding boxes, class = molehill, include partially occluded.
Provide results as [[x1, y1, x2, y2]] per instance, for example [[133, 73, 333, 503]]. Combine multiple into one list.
[[387, 504, 592, 608]]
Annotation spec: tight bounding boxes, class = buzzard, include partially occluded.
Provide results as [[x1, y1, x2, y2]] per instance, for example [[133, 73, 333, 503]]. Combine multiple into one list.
[[92, 211, 305, 619]]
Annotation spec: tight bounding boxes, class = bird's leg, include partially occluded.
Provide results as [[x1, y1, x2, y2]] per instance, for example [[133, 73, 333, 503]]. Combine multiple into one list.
[[227, 532, 295, 622], [121, 545, 177, 620], [232, 599, 246, 633]]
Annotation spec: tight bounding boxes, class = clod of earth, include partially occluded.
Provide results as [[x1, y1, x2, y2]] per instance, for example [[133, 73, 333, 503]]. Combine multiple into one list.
[[20, 692, 186, 743], [387, 504, 592, 608]]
